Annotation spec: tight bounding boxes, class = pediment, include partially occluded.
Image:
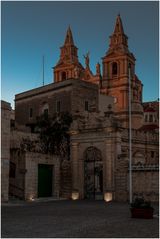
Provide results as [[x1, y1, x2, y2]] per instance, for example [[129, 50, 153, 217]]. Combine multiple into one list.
[[54, 62, 75, 69], [54, 61, 84, 70]]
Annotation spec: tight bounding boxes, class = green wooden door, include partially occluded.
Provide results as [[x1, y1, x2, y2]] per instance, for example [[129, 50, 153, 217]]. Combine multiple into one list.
[[38, 164, 53, 197]]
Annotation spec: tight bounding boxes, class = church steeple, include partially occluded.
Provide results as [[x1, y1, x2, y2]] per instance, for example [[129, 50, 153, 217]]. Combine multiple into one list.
[[102, 15, 134, 82], [59, 26, 78, 64], [53, 26, 84, 83], [101, 15, 143, 129], [64, 26, 74, 45], [109, 14, 128, 51], [113, 14, 124, 35]]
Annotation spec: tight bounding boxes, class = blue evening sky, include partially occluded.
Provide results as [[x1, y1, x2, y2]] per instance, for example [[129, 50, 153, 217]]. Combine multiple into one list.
[[1, 1, 159, 108]]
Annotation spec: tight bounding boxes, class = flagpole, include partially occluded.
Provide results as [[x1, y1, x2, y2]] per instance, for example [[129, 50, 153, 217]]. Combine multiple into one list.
[[128, 64, 132, 204], [43, 55, 44, 86]]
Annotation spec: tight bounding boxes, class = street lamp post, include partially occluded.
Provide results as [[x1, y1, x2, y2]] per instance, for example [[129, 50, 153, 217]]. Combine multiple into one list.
[[128, 64, 132, 204]]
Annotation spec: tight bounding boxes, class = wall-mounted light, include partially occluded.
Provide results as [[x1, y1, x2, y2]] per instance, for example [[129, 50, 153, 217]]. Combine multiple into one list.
[[104, 192, 112, 202], [71, 191, 79, 200], [28, 196, 35, 201]]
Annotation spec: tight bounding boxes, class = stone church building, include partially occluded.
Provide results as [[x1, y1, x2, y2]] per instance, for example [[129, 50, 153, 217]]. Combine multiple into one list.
[[1, 15, 159, 202]]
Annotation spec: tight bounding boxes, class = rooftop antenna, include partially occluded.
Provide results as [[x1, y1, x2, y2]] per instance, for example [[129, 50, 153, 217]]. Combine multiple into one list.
[[42, 55, 44, 86]]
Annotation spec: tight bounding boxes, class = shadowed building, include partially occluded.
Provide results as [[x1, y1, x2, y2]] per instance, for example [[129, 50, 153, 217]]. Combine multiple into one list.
[[1, 101, 11, 202], [4, 15, 158, 202]]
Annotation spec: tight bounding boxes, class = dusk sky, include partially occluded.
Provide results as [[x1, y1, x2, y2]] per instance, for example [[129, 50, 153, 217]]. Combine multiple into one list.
[[2, 1, 159, 108]]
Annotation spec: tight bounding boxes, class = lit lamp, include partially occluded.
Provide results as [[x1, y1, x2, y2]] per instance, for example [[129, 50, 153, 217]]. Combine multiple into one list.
[[28, 195, 35, 201], [104, 192, 112, 202], [71, 190, 79, 200]]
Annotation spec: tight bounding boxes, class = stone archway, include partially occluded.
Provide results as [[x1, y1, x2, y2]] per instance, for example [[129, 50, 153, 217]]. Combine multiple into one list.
[[84, 147, 103, 200]]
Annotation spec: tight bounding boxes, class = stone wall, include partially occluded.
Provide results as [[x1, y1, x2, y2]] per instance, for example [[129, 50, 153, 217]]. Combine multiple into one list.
[[25, 152, 60, 200], [116, 128, 159, 202], [9, 149, 25, 199], [71, 80, 98, 113], [114, 156, 159, 202], [1, 100, 11, 202], [15, 79, 99, 131], [99, 94, 114, 115], [15, 84, 72, 129], [9, 150, 60, 200], [10, 130, 60, 200], [132, 171, 159, 202], [115, 156, 128, 201], [60, 160, 72, 199]]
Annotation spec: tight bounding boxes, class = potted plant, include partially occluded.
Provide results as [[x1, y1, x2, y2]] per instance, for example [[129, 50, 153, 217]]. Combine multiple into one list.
[[130, 197, 154, 219]]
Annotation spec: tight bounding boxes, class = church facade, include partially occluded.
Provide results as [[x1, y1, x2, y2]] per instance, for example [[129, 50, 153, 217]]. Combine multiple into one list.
[[3, 15, 158, 202]]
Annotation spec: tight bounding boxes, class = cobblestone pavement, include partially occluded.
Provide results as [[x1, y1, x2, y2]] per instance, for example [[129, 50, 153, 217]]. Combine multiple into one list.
[[1, 200, 159, 238]]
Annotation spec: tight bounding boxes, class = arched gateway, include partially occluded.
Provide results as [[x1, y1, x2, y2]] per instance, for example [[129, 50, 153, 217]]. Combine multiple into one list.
[[84, 147, 103, 199]]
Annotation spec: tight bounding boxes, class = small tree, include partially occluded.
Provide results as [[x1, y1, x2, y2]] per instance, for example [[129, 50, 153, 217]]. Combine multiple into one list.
[[36, 112, 73, 159]]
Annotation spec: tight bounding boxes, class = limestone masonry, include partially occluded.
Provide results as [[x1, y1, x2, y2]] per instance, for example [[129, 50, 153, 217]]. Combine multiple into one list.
[[1, 15, 159, 202]]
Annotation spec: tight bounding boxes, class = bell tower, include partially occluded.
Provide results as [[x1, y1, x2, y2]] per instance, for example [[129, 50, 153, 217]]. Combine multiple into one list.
[[53, 26, 84, 82], [102, 15, 143, 129]]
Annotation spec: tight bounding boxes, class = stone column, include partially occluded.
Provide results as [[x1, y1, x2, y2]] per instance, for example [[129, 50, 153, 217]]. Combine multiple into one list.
[[54, 72, 57, 82], [123, 59, 125, 74], [56, 72, 58, 82], [24, 152, 37, 200], [104, 135, 115, 202], [114, 131, 122, 160], [105, 139, 113, 192], [123, 90, 128, 109], [114, 131, 122, 200], [71, 142, 79, 191], [124, 59, 128, 75]]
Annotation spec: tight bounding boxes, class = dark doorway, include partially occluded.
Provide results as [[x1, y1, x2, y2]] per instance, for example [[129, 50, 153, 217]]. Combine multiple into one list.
[[84, 147, 103, 200], [38, 164, 53, 197]]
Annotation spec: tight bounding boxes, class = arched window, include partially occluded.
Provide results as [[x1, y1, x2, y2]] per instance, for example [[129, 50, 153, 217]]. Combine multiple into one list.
[[61, 72, 66, 81], [112, 62, 118, 75], [145, 114, 148, 122], [149, 114, 153, 122]]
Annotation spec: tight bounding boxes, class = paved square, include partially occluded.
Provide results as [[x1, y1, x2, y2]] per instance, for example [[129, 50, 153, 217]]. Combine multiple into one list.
[[1, 200, 159, 238]]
